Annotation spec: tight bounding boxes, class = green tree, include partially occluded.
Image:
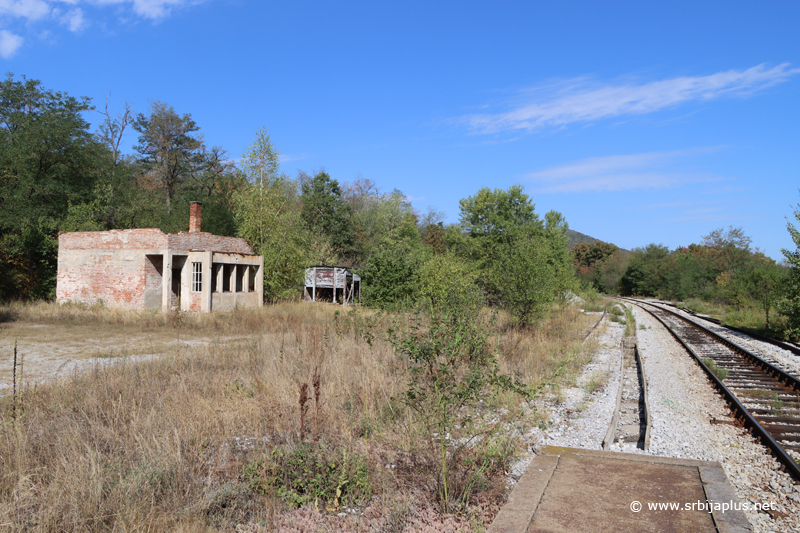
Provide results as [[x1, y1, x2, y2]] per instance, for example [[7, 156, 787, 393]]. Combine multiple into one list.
[[458, 184, 539, 240], [300, 170, 356, 260], [234, 130, 309, 301], [491, 226, 554, 325], [417, 253, 478, 308], [744, 264, 784, 328], [457, 184, 542, 265], [543, 209, 576, 301], [350, 188, 421, 261], [777, 199, 800, 338], [360, 245, 422, 308], [619, 244, 671, 297], [0, 74, 104, 298], [132, 100, 209, 214]]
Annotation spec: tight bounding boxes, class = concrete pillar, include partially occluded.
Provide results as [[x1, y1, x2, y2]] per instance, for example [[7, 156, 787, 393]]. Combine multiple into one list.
[[202, 251, 212, 312], [215, 263, 223, 293], [162, 252, 172, 312], [256, 256, 264, 306]]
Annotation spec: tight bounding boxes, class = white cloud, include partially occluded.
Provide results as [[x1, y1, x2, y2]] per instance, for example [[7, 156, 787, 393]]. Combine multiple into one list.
[[59, 6, 85, 31], [459, 64, 800, 134], [0, 0, 201, 56], [0, 29, 23, 57], [278, 153, 309, 164], [87, 0, 198, 20], [525, 149, 722, 193], [0, 0, 51, 20]]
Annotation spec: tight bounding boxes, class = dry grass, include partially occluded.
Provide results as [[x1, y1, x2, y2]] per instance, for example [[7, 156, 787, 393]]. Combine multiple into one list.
[[0, 301, 600, 531]]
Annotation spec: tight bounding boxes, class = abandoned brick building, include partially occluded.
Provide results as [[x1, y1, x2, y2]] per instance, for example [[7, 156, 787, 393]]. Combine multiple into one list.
[[56, 202, 264, 312]]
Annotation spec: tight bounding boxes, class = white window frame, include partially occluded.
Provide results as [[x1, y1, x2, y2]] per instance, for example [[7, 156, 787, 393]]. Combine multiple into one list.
[[192, 262, 202, 292]]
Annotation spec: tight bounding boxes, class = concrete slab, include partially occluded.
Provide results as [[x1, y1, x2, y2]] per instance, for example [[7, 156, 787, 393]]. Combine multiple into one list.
[[489, 446, 751, 533]]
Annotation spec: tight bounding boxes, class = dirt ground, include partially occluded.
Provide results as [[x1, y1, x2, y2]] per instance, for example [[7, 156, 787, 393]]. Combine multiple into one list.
[[0, 320, 247, 393]]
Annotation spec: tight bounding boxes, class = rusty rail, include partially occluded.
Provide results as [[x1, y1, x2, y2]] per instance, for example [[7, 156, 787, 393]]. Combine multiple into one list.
[[624, 298, 800, 481]]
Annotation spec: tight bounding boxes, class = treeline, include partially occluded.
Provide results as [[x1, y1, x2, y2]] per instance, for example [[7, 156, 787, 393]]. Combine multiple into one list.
[[573, 227, 788, 330], [0, 74, 576, 324]]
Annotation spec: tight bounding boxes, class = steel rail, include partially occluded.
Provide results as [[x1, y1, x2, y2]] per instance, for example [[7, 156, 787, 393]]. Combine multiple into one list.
[[622, 298, 800, 481], [625, 299, 800, 392], [663, 302, 800, 359]]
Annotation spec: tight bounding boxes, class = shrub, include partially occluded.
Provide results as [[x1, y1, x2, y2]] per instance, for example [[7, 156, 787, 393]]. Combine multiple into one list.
[[417, 253, 478, 308], [389, 288, 528, 512], [243, 443, 371, 510]]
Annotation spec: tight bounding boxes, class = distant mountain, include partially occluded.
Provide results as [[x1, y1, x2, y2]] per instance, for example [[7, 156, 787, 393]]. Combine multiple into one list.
[[566, 229, 601, 249], [565, 229, 629, 252]]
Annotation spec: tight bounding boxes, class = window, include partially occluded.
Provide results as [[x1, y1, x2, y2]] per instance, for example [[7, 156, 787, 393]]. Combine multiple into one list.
[[192, 262, 202, 292]]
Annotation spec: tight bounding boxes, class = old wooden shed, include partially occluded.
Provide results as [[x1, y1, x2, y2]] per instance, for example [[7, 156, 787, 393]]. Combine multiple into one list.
[[304, 266, 361, 304]]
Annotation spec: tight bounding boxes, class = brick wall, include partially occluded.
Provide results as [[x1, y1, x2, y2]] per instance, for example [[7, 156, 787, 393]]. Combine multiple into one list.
[[59, 229, 167, 251], [56, 248, 148, 308], [57, 228, 257, 311], [167, 232, 254, 254]]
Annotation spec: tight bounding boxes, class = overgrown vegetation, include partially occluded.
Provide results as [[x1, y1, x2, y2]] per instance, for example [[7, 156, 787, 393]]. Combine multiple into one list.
[[0, 298, 598, 530], [572, 223, 800, 340]]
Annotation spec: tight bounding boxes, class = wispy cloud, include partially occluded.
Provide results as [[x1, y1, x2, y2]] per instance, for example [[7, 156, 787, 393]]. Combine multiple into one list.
[[279, 153, 309, 164], [0, 0, 203, 57], [525, 149, 723, 193], [458, 64, 800, 134]]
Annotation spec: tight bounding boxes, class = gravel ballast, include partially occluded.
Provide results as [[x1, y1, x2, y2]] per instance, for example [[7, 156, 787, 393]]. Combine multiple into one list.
[[510, 305, 799, 533]]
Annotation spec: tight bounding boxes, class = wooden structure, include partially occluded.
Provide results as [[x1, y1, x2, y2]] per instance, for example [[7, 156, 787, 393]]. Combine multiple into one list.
[[304, 266, 361, 305]]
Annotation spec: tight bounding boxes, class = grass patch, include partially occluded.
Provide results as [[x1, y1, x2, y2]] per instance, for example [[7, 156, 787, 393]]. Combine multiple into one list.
[[623, 306, 637, 337], [702, 357, 729, 381]]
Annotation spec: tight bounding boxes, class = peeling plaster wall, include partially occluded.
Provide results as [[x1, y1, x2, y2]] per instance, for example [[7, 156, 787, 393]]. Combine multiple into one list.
[[56, 229, 262, 312], [56, 230, 167, 309]]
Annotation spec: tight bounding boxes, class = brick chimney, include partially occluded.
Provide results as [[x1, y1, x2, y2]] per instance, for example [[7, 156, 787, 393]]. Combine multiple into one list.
[[189, 202, 202, 233]]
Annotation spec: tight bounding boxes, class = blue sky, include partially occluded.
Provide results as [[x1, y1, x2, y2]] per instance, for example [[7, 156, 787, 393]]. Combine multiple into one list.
[[4, 1, 799, 259]]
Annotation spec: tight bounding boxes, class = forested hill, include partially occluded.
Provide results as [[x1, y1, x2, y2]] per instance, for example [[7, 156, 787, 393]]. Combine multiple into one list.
[[566, 229, 602, 249]]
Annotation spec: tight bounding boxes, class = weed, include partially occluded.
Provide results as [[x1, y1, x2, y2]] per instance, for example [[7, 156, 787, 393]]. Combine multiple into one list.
[[746, 389, 773, 397], [389, 290, 530, 513], [582, 372, 607, 395], [623, 306, 637, 337], [242, 443, 371, 510], [702, 358, 729, 381], [771, 393, 784, 414]]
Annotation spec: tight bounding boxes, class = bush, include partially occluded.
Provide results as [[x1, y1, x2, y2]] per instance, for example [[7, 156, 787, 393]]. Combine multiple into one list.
[[243, 443, 371, 510], [360, 245, 423, 308], [389, 289, 528, 512], [417, 253, 478, 308]]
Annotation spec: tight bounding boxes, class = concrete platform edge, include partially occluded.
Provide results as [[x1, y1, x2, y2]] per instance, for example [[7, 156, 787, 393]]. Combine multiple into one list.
[[488, 446, 752, 533]]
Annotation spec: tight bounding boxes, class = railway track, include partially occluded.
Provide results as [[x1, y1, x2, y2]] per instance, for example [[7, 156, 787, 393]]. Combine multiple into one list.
[[602, 326, 651, 451], [625, 298, 800, 480]]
